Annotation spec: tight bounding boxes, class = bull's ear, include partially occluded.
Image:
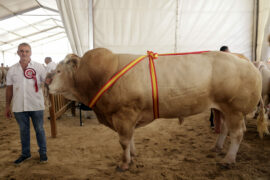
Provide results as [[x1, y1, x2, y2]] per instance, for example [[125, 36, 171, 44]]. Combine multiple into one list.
[[66, 55, 80, 69]]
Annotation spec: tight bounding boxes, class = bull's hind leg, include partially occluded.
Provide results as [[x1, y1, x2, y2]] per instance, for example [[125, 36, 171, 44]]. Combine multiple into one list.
[[222, 111, 245, 164], [112, 107, 138, 171], [213, 111, 228, 152]]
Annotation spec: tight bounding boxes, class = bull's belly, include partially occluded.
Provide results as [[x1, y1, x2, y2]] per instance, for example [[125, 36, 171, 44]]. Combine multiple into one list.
[[135, 93, 211, 129], [159, 97, 210, 118], [158, 86, 211, 118], [135, 99, 210, 128]]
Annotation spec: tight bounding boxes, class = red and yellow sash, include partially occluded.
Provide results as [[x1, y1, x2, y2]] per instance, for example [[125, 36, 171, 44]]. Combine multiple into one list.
[[89, 50, 209, 119], [147, 51, 159, 118]]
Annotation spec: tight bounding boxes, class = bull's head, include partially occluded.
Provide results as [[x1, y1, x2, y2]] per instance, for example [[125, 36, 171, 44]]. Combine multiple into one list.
[[46, 54, 81, 101]]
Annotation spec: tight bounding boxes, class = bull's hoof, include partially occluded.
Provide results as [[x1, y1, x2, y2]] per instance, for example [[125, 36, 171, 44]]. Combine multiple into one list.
[[217, 162, 235, 170], [116, 166, 127, 172], [210, 146, 222, 153], [115, 164, 129, 172]]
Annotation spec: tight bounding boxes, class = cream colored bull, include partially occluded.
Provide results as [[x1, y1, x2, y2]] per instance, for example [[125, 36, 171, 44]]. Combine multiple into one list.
[[48, 48, 262, 171]]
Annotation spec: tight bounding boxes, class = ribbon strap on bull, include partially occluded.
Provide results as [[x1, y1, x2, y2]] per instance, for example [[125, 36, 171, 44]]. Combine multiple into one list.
[[89, 55, 147, 108], [147, 51, 159, 119], [24, 68, 38, 92]]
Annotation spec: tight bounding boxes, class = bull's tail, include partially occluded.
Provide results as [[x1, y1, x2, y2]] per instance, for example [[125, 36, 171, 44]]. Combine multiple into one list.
[[256, 97, 269, 138]]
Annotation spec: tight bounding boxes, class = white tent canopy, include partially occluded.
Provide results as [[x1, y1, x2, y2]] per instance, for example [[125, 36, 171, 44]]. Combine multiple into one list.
[[58, 0, 270, 62], [0, 0, 71, 66]]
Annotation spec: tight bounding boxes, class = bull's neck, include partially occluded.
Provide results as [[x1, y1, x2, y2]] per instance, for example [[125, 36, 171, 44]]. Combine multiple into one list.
[[72, 55, 119, 107], [70, 71, 108, 107]]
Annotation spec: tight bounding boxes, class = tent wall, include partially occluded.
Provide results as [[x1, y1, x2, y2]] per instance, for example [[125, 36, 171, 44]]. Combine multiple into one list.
[[257, 0, 270, 61], [92, 0, 255, 59], [176, 0, 254, 59], [57, 0, 91, 56], [57, 0, 269, 61], [93, 0, 177, 54]]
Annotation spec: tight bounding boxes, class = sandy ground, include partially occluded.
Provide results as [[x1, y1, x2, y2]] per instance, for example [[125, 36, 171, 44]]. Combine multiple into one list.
[[0, 87, 270, 180]]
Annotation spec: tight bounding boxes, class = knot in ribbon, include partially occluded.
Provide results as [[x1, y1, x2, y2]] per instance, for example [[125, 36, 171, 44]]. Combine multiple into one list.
[[147, 51, 158, 60], [24, 68, 38, 92]]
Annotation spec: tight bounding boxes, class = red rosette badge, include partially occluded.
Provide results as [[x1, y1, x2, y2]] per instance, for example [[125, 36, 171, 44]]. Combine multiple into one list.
[[24, 68, 38, 92]]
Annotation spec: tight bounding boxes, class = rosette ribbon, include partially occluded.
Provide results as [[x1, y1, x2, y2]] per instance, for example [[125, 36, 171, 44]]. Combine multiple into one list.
[[24, 68, 38, 92]]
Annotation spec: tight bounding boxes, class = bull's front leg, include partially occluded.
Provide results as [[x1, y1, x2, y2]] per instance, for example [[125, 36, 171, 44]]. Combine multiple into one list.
[[112, 108, 138, 171], [118, 134, 133, 171]]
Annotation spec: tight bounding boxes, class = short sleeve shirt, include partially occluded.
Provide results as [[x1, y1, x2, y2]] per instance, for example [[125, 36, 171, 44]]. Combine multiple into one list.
[[6, 61, 47, 112], [46, 61, 57, 73]]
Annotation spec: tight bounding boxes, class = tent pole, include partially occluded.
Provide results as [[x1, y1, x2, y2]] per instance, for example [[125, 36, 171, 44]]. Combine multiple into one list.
[[253, 0, 259, 61]]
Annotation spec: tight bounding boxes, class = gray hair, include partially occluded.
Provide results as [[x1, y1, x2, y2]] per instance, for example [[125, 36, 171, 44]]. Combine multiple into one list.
[[18, 42, 31, 50]]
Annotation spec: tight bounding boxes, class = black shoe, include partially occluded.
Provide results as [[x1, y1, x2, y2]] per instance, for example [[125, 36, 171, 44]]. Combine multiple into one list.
[[40, 154, 48, 163], [14, 155, 31, 165]]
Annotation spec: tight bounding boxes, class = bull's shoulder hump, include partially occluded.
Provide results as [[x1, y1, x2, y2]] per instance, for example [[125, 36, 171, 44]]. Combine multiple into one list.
[[84, 48, 113, 57]]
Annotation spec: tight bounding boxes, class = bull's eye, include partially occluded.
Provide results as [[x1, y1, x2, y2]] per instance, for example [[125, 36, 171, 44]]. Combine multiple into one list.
[[57, 70, 60, 73]]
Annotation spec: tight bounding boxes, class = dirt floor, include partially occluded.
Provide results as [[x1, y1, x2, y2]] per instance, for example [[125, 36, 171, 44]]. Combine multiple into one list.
[[0, 87, 270, 180]]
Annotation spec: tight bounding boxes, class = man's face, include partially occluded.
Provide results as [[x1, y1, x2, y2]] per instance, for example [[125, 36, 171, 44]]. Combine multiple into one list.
[[17, 45, 31, 61], [45, 59, 50, 64]]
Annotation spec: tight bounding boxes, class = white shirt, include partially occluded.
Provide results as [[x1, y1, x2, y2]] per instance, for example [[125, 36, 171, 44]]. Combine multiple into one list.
[[6, 61, 47, 112], [46, 61, 57, 73]]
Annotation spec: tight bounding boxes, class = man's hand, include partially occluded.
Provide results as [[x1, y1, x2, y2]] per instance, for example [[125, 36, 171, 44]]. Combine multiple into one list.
[[5, 106, 12, 119], [5, 85, 13, 119], [45, 77, 52, 85]]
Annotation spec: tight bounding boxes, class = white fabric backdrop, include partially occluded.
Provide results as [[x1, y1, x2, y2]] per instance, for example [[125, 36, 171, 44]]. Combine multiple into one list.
[[93, 0, 254, 59], [93, 0, 177, 54], [57, 0, 91, 56], [176, 0, 254, 59], [57, 0, 269, 61]]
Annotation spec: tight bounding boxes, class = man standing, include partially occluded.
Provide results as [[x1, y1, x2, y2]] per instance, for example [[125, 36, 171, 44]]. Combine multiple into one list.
[[0, 63, 7, 87], [5, 43, 48, 164], [44, 57, 57, 73]]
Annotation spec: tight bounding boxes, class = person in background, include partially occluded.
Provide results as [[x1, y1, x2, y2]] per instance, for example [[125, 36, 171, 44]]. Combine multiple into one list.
[[0, 63, 7, 87], [5, 42, 48, 164], [44, 57, 57, 73], [219, 46, 230, 52], [209, 46, 230, 129]]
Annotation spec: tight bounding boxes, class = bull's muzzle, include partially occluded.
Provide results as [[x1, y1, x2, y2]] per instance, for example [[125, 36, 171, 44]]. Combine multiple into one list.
[[45, 71, 55, 90]]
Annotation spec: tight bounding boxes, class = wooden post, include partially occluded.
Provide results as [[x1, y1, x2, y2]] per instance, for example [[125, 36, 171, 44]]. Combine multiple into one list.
[[49, 94, 57, 138]]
